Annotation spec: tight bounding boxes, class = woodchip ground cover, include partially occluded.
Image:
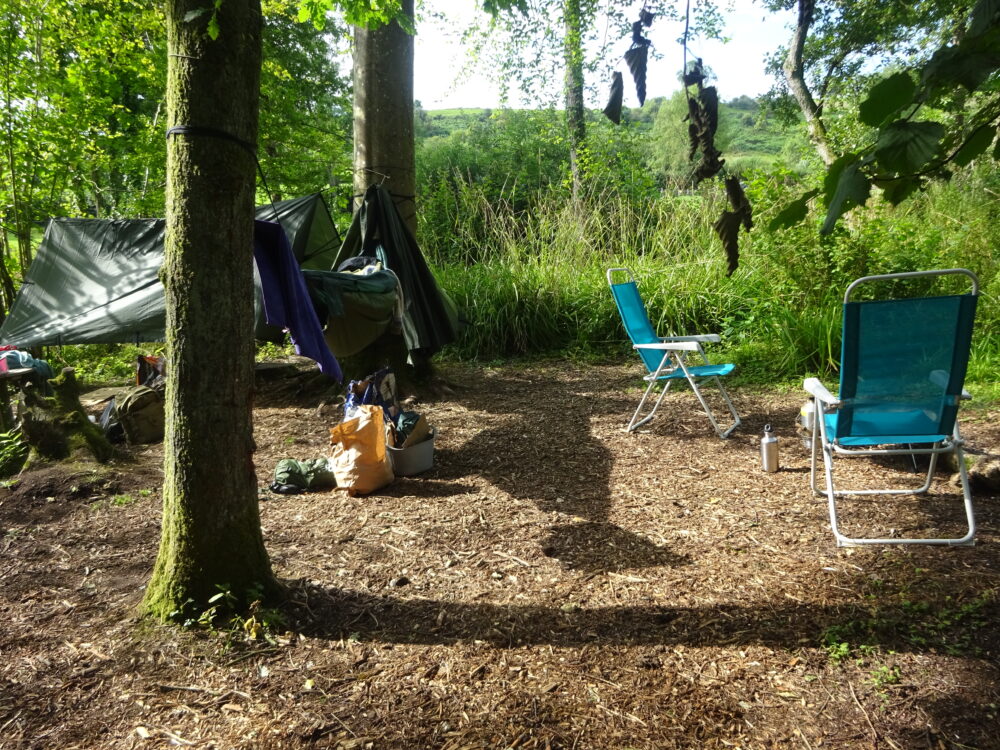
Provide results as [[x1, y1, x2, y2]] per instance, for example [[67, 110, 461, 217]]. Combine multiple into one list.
[[1, 361, 998, 749]]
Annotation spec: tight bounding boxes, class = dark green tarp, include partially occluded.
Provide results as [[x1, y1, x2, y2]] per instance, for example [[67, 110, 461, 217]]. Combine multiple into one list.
[[334, 184, 458, 358], [0, 194, 340, 348], [304, 269, 400, 358]]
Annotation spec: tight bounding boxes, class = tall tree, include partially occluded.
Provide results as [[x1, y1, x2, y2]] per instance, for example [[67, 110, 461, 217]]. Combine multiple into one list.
[[781, 0, 834, 165], [352, 0, 416, 232], [563, 0, 585, 201], [142, 0, 274, 619], [143, 0, 402, 620]]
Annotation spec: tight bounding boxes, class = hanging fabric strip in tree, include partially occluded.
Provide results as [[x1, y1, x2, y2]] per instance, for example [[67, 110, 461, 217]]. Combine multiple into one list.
[[603, 72, 624, 124]]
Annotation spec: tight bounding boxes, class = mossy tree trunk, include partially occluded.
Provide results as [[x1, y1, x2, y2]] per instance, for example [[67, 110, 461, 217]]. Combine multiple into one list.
[[142, 0, 276, 621], [19, 368, 115, 469]]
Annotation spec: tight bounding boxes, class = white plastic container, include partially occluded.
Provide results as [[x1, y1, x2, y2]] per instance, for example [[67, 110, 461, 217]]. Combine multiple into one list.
[[799, 399, 816, 448], [761, 424, 778, 472], [387, 429, 435, 476]]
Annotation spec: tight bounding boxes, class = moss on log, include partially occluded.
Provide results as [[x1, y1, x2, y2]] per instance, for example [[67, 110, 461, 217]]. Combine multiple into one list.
[[19, 368, 115, 469]]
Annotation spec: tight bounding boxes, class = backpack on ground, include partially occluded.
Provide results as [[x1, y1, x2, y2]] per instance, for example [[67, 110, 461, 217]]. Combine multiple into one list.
[[117, 385, 164, 444]]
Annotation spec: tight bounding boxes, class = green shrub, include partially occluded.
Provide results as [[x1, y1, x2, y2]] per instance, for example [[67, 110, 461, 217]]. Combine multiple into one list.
[[0, 429, 27, 478], [428, 162, 1000, 385]]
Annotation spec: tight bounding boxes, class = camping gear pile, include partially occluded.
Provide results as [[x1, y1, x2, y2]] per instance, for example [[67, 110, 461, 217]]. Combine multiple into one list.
[[98, 355, 166, 445], [270, 367, 435, 496], [0, 188, 460, 372], [0, 347, 55, 430]]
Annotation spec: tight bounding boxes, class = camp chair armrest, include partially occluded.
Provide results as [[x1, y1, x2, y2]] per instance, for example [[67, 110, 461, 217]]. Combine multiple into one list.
[[804, 377, 840, 406], [929, 369, 972, 399], [660, 334, 721, 344], [635, 341, 700, 352]]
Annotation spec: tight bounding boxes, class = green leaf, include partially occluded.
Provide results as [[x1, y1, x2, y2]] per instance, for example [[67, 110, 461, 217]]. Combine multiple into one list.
[[968, 0, 1000, 37], [823, 153, 858, 200], [484, 0, 529, 13], [952, 125, 996, 167], [298, 0, 402, 30], [874, 120, 944, 174], [207, 13, 220, 40], [768, 189, 819, 231], [183, 8, 210, 22], [859, 73, 915, 127], [923, 39, 1000, 93], [821, 160, 871, 235], [875, 176, 922, 206]]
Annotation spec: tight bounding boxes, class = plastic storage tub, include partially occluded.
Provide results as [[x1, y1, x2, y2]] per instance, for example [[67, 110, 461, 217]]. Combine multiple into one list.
[[388, 429, 435, 476]]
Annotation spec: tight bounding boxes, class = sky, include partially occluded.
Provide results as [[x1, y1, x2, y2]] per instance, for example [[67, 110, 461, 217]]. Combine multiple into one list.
[[413, 0, 797, 110]]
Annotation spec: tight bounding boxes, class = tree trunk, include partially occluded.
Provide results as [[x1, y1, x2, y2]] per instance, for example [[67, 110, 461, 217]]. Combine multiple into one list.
[[143, 0, 275, 620], [563, 0, 586, 202], [18, 367, 114, 470], [352, 0, 416, 236], [783, 0, 837, 166]]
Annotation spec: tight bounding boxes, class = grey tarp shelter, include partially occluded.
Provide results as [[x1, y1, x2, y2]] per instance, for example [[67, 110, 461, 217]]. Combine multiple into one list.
[[0, 194, 340, 348]]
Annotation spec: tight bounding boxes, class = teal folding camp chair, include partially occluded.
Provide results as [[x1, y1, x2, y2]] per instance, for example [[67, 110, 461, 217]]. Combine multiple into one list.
[[805, 268, 979, 546], [607, 268, 740, 438]]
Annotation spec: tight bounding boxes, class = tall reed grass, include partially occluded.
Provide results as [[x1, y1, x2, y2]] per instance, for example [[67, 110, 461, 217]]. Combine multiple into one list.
[[424, 167, 1000, 385]]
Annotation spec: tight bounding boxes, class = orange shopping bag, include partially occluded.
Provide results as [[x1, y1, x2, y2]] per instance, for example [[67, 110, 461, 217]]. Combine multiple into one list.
[[329, 404, 394, 495]]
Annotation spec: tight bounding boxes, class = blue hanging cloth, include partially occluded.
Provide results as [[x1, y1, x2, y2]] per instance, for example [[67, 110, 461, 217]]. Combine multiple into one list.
[[253, 220, 342, 381]]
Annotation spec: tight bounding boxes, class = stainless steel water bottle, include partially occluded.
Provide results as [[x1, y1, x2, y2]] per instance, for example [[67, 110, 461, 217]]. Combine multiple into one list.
[[761, 423, 778, 472]]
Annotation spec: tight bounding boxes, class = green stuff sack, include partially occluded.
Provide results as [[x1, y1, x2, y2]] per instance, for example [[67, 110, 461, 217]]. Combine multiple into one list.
[[117, 385, 164, 444], [271, 458, 337, 494]]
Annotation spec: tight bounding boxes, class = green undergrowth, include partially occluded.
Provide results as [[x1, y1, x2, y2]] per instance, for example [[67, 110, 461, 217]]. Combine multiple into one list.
[[44, 343, 166, 385], [33, 166, 1000, 398], [166, 584, 290, 655], [429, 167, 1000, 388]]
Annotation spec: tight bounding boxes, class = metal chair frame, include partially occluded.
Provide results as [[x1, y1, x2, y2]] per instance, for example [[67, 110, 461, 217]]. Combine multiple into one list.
[[805, 268, 978, 546], [607, 268, 740, 439]]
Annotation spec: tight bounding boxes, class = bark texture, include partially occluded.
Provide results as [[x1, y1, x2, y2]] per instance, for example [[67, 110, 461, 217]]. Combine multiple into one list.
[[19, 368, 114, 469], [143, 0, 275, 620], [352, 0, 416, 235], [783, 0, 836, 166], [563, 0, 586, 203]]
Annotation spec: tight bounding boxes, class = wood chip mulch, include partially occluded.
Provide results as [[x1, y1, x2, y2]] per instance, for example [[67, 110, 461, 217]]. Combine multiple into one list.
[[2, 359, 999, 749]]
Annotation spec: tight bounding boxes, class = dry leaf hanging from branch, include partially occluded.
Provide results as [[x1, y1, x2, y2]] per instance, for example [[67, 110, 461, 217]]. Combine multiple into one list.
[[712, 176, 753, 275], [686, 85, 723, 182], [603, 8, 655, 122], [624, 44, 649, 106], [603, 72, 624, 124]]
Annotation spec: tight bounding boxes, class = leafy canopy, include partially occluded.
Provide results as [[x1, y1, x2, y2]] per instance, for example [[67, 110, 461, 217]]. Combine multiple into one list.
[[771, 0, 1000, 233], [297, 0, 403, 29]]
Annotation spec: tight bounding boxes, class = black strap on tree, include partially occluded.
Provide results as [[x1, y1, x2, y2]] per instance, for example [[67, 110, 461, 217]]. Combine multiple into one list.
[[166, 124, 257, 155], [165, 125, 284, 231]]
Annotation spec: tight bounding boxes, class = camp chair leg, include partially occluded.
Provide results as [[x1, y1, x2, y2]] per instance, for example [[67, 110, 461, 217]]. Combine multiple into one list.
[[815, 420, 976, 546], [626, 362, 676, 432], [687, 375, 739, 438], [675, 359, 740, 439]]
